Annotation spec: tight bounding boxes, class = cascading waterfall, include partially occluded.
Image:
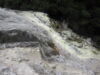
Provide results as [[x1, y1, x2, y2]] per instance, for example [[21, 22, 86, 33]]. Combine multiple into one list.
[[0, 8, 100, 75], [19, 11, 100, 59]]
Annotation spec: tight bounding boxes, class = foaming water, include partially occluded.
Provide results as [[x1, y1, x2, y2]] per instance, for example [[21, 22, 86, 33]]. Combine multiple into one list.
[[0, 8, 100, 75], [0, 8, 100, 59], [19, 11, 100, 59]]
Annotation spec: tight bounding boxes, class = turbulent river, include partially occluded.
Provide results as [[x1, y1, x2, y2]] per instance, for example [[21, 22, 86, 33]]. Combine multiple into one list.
[[0, 8, 100, 75]]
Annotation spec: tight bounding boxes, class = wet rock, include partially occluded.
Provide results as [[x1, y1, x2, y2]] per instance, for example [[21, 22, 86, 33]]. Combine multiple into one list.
[[39, 41, 59, 60], [0, 42, 39, 49], [0, 30, 38, 43]]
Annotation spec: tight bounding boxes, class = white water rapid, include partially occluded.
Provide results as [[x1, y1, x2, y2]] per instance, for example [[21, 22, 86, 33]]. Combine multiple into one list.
[[0, 8, 100, 75]]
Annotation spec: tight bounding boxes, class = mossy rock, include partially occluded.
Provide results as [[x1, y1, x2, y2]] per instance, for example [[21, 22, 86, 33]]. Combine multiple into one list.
[[50, 18, 61, 29]]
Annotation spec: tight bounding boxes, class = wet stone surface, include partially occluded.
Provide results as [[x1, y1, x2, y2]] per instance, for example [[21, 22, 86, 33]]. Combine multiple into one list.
[[0, 30, 38, 43]]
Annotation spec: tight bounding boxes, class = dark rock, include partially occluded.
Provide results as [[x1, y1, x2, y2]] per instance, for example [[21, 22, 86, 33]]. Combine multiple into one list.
[[0, 30, 38, 43], [39, 41, 59, 60]]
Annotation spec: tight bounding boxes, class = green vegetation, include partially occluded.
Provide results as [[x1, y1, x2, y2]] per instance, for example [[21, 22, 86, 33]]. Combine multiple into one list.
[[50, 19, 61, 29]]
